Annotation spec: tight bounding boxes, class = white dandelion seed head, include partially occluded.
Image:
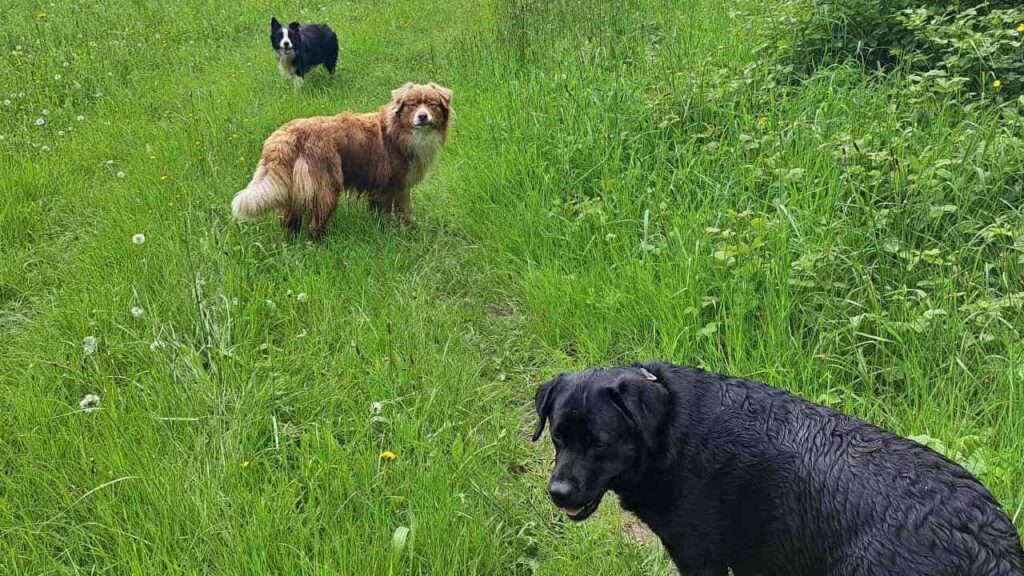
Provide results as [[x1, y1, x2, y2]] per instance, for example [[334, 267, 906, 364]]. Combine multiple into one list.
[[42, 109, 49, 115], [286, 289, 293, 297], [79, 393, 100, 413], [63, 61, 69, 67], [130, 306, 144, 318], [76, 115, 85, 121], [82, 335, 98, 356], [15, 45, 22, 51], [116, 171, 125, 178], [41, 145, 50, 152], [54, 74, 61, 80], [132, 233, 145, 244], [296, 292, 308, 302], [3, 99, 10, 106], [35, 117, 45, 126], [18, 92, 25, 98], [58, 130, 65, 137]]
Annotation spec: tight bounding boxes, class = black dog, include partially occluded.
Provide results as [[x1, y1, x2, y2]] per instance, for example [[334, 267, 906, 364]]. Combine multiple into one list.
[[533, 363, 1024, 575], [269, 17, 338, 87]]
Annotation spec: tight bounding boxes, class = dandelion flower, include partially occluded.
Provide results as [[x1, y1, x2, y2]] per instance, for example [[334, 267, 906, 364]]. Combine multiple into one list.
[[28, 362, 36, 369], [79, 393, 100, 413], [296, 292, 308, 302], [117, 171, 125, 178], [992, 79, 1002, 89], [130, 306, 144, 318], [35, 117, 45, 126], [241, 460, 250, 468], [82, 336, 98, 356], [380, 450, 397, 461], [1017, 23, 1024, 33], [132, 233, 145, 244]]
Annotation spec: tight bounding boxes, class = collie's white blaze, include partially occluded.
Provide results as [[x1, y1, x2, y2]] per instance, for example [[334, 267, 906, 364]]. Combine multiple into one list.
[[405, 129, 444, 187], [278, 27, 292, 49]]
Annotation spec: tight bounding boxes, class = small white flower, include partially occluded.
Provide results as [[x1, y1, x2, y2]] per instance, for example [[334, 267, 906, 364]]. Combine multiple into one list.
[[15, 45, 21, 51], [62, 61, 69, 67], [132, 233, 145, 244], [82, 335, 98, 356], [58, 130, 65, 137], [296, 292, 308, 302], [116, 171, 125, 178], [41, 145, 50, 152], [232, 297, 240, 306], [18, 92, 25, 98], [286, 289, 294, 297], [3, 99, 9, 106], [371, 401, 384, 415], [149, 340, 167, 351], [76, 114, 85, 121], [42, 109, 49, 115], [79, 393, 100, 413], [35, 117, 45, 126], [54, 74, 61, 81], [130, 306, 144, 318], [265, 299, 277, 309]]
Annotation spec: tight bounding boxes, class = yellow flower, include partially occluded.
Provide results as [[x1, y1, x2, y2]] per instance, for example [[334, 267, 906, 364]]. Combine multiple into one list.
[[28, 362, 36, 369], [380, 450, 397, 461], [756, 117, 767, 128], [149, 155, 156, 160], [993, 79, 1002, 89], [160, 175, 168, 180], [37, 12, 47, 20], [1017, 23, 1024, 33], [241, 460, 250, 469]]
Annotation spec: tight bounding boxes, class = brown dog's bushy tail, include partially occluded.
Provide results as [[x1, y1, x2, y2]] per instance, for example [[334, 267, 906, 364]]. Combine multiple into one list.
[[231, 127, 300, 220]]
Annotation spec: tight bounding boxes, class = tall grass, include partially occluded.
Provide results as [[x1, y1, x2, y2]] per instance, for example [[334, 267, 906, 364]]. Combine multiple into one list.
[[1, 0, 1021, 574]]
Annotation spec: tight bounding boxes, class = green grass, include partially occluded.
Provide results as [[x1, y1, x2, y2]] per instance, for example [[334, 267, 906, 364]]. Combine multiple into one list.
[[1, 0, 1022, 573]]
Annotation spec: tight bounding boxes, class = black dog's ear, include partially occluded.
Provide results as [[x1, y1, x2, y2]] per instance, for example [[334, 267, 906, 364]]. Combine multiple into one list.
[[288, 21, 301, 30], [608, 379, 669, 450], [271, 17, 281, 30], [532, 375, 563, 441]]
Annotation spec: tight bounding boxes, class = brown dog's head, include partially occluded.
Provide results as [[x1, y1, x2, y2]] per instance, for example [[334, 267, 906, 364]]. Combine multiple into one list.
[[388, 82, 453, 133]]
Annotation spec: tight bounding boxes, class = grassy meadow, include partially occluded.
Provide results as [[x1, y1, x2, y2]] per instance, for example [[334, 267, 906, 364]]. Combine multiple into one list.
[[2, 0, 1022, 573]]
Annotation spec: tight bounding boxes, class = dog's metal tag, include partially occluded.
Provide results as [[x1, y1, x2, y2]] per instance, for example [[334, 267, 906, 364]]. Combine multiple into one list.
[[640, 368, 657, 381]]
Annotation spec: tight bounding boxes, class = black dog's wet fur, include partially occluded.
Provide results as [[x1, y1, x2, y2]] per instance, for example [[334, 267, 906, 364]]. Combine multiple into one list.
[[534, 363, 1024, 576], [270, 17, 338, 78]]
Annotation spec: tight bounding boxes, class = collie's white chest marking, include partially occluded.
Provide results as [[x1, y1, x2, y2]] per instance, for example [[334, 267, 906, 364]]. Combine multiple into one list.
[[276, 50, 297, 77], [405, 130, 444, 187]]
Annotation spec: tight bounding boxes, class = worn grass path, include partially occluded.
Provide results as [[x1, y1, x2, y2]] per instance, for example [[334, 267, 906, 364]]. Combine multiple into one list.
[[1, 0, 1022, 574]]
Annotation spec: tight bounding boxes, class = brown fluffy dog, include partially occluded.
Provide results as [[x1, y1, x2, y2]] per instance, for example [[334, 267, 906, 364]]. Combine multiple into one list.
[[231, 82, 452, 238]]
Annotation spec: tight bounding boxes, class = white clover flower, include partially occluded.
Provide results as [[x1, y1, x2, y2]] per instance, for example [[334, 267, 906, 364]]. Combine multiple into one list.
[[82, 335, 98, 356], [58, 130, 65, 137], [130, 306, 144, 318], [132, 233, 145, 244], [17, 92, 24, 98], [116, 171, 125, 178], [54, 74, 61, 81], [62, 61, 69, 67], [76, 115, 85, 121], [35, 117, 45, 126], [3, 99, 10, 106], [79, 393, 100, 413], [296, 292, 308, 302], [42, 109, 49, 115], [15, 45, 22, 51]]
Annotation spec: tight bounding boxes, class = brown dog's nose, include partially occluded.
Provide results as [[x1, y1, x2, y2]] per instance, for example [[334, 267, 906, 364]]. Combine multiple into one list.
[[416, 111, 429, 123], [548, 479, 572, 506]]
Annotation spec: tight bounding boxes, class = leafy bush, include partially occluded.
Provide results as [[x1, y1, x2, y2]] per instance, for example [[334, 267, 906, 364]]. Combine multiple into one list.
[[764, 0, 1024, 98]]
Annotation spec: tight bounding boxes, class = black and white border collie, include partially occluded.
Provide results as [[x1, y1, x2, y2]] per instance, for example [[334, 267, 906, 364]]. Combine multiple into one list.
[[270, 17, 338, 87]]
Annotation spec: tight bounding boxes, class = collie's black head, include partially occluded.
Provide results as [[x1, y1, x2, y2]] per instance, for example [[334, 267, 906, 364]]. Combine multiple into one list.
[[270, 17, 302, 53]]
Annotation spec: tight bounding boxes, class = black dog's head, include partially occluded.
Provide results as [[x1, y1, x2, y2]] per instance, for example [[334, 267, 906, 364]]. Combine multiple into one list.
[[270, 17, 302, 53], [532, 366, 669, 521]]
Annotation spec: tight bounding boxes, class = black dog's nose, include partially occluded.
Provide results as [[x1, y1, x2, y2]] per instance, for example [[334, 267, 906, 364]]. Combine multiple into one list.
[[548, 479, 573, 506]]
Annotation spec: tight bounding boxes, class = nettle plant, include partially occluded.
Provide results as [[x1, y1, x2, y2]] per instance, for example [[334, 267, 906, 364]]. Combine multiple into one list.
[[766, 0, 1024, 99]]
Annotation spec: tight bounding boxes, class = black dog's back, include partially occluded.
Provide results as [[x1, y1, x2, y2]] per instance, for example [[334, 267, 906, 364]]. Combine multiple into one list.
[[298, 24, 338, 74], [626, 363, 1024, 576]]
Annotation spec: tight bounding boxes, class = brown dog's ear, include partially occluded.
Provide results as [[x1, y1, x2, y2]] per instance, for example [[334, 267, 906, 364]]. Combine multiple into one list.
[[532, 374, 563, 441], [608, 379, 669, 451], [428, 83, 453, 106], [391, 82, 415, 102]]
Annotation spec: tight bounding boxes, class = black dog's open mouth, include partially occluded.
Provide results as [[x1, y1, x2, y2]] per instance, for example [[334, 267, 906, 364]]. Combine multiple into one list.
[[561, 498, 600, 522]]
